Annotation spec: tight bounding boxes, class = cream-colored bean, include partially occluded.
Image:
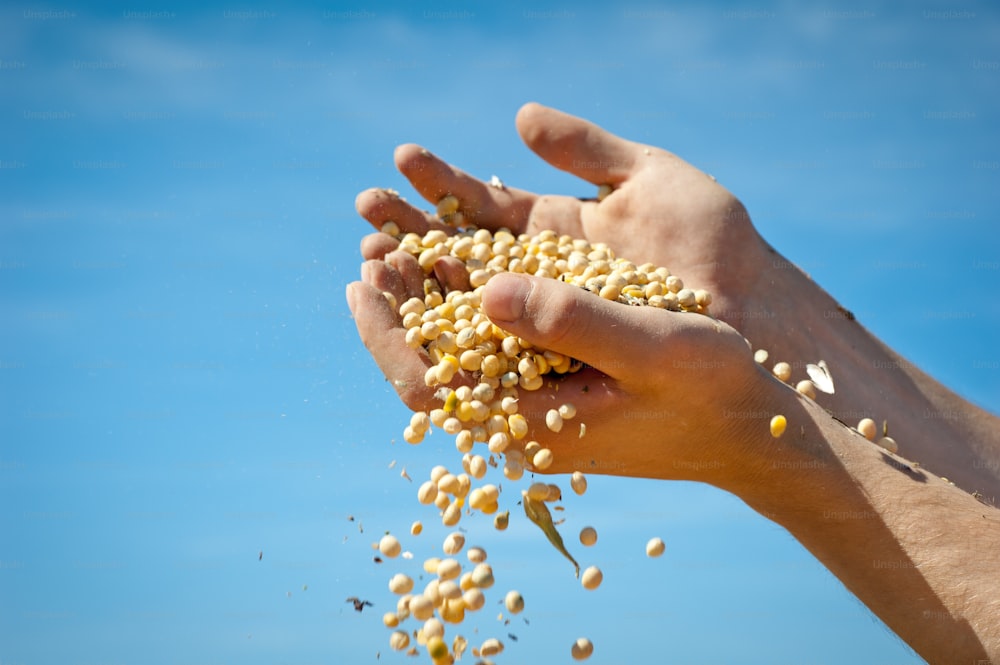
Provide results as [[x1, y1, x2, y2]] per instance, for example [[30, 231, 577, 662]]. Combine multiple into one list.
[[581, 565, 603, 590], [504, 590, 524, 614], [379, 534, 402, 558]]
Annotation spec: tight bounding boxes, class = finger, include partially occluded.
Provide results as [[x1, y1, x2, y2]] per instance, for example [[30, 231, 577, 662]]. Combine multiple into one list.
[[394, 143, 537, 231], [346, 280, 438, 411], [360, 232, 400, 261], [355, 187, 451, 236], [360, 260, 407, 312], [481, 273, 717, 380], [515, 102, 644, 186], [432, 256, 472, 294], [382, 250, 426, 300], [523, 194, 586, 239]]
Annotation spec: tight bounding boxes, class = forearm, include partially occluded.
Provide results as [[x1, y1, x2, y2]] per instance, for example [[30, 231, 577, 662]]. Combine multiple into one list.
[[736, 243, 1000, 497], [731, 373, 1000, 664]]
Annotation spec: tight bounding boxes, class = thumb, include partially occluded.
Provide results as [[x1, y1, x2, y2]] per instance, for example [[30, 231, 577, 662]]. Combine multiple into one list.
[[481, 272, 674, 378]]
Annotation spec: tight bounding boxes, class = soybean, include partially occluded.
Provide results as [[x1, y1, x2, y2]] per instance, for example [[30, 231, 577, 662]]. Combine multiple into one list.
[[504, 590, 524, 614], [581, 565, 603, 590], [770, 414, 787, 438], [379, 534, 402, 558], [571, 637, 594, 660]]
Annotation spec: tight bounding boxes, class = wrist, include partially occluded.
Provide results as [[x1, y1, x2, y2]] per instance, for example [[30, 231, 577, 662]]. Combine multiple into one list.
[[731, 249, 999, 494], [713, 361, 835, 503]]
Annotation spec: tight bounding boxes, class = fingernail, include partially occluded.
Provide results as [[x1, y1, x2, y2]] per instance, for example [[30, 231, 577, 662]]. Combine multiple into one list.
[[345, 282, 358, 314], [484, 273, 531, 323]]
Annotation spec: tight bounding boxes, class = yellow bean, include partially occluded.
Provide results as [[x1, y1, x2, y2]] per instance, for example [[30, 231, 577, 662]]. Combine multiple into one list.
[[770, 414, 787, 438]]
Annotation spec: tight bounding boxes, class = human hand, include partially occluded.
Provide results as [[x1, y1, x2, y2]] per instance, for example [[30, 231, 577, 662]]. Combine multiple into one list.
[[347, 241, 775, 490], [355, 102, 772, 330], [346, 102, 788, 489]]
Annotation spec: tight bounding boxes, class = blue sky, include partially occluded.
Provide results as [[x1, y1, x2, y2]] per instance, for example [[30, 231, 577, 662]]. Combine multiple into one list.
[[1, 2, 997, 663]]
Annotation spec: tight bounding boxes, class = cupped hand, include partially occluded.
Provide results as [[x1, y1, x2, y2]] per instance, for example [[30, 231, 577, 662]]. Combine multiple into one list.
[[347, 258, 772, 489], [356, 102, 771, 326], [347, 102, 785, 487]]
